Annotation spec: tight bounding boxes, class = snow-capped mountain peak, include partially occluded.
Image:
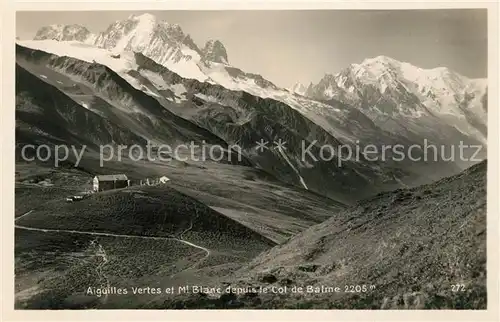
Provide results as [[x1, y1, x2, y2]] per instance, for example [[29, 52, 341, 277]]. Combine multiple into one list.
[[303, 55, 487, 144], [31, 13, 237, 81], [94, 13, 161, 52], [34, 24, 94, 42], [202, 40, 228, 64], [372, 55, 401, 64], [289, 82, 307, 95], [128, 12, 156, 22], [359, 55, 400, 67], [26, 17, 487, 147], [308, 55, 486, 104]]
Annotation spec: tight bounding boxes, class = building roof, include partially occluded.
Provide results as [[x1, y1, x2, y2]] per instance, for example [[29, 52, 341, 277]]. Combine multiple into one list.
[[95, 174, 128, 181]]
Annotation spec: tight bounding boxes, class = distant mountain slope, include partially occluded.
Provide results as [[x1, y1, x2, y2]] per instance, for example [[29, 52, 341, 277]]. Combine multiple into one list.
[[15, 64, 145, 149], [127, 52, 418, 204], [129, 53, 471, 198], [16, 44, 412, 204], [18, 13, 489, 311], [16, 44, 255, 168]]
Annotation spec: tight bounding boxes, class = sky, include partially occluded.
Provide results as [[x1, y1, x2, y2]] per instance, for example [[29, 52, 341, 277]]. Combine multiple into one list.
[[16, 10, 487, 88]]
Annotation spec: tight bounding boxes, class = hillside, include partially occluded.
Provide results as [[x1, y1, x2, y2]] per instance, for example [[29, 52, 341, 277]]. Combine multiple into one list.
[[160, 161, 487, 309], [16, 45, 232, 147], [15, 176, 275, 309], [16, 184, 276, 254], [16, 64, 146, 149], [14, 153, 348, 309]]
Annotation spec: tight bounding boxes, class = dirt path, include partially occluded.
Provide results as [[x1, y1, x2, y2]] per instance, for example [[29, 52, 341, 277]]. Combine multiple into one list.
[[15, 210, 33, 220], [171, 209, 210, 274], [90, 240, 110, 303], [15, 182, 83, 191], [15, 210, 211, 271]]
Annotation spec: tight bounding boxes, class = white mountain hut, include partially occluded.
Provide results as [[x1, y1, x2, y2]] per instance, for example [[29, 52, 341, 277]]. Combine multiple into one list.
[[159, 176, 170, 184], [93, 174, 129, 192]]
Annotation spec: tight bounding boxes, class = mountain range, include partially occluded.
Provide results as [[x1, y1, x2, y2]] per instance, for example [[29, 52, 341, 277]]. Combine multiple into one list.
[[15, 12, 488, 310], [34, 14, 230, 78], [18, 12, 488, 202], [30, 13, 487, 146], [305, 56, 487, 146]]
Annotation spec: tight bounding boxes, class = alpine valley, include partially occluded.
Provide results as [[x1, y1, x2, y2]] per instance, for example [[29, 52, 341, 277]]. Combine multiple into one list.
[[14, 12, 487, 309]]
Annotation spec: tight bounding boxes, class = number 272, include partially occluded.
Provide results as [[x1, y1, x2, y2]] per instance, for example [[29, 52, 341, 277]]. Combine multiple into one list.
[[451, 284, 466, 292]]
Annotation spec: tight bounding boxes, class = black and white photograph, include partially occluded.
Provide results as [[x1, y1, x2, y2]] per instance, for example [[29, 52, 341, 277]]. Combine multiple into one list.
[[9, 6, 494, 312]]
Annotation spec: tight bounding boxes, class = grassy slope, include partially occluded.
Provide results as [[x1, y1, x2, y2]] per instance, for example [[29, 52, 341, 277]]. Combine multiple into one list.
[[48, 151, 346, 243], [16, 184, 276, 254], [15, 163, 92, 216], [161, 161, 487, 309], [15, 229, 201, 309], [15, 167, 274, 309], [14, 157, 347, 309]]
